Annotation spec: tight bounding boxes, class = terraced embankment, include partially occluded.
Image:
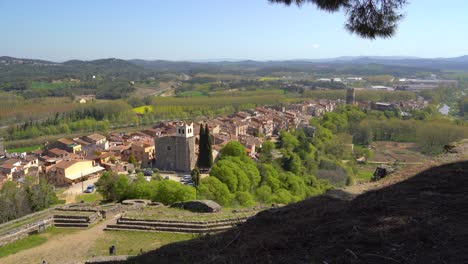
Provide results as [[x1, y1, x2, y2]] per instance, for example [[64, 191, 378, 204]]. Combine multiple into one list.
[[105, 216, 248, 233]]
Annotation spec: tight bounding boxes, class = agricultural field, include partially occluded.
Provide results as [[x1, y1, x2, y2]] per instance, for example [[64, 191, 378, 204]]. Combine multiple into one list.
[[368, 141, 430, 164], [258, 76, 282, 82], [176, 91, 207, 97], [133, 105, 154, 114], [0, 95, 75, 126], [6, 145, 42, 153]]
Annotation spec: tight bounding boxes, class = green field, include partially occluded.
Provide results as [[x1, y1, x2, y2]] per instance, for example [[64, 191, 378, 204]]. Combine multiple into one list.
[[176, 91, 207, 97], [0, 227, 77, 259], [75, 192, 104, 203], [356, 170, 374, 182], [0, 235, 47, 258], [7, 145, 42, 153], [259, 76, 281, 82], [87, 231, 197, 257], [133, 105, 154, 114]]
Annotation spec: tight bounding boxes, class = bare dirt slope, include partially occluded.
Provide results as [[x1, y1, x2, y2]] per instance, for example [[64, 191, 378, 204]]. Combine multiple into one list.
[[1, 216, 118, 264], [129, 142, 468, 264]]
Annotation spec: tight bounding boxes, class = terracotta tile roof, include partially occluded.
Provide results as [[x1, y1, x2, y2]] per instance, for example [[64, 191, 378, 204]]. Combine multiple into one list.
[[84, 133, 107, 142]]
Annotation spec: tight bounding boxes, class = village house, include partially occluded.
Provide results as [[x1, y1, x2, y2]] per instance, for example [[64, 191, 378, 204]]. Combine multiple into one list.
[[82, 133, 109, 150], [130, 141, 155, 168], [49, 138, 82, 154], [141, 128, 163, 138], [0, 156, 40, 181], [46, 159, 104, 186], [47, 148, 74, 159], [238, 135, 263, 157]]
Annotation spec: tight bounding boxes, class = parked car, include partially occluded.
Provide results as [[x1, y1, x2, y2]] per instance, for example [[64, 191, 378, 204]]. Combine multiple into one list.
[[84, 184, 95, 193]]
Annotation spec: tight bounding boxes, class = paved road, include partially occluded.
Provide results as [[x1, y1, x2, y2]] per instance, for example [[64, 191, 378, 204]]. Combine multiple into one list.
[[64, 177, 100, 196]]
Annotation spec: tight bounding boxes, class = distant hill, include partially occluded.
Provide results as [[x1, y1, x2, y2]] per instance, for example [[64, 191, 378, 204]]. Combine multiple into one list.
[[128, 55, 468, 74], [1, 55, 468, 83], [0, 56, 57, 66], [0, 57, 147, 83]]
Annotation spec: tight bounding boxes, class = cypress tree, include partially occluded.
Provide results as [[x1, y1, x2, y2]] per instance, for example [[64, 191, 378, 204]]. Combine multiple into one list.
[[205, 124, 213, 168], [197, 123, 206, 168]]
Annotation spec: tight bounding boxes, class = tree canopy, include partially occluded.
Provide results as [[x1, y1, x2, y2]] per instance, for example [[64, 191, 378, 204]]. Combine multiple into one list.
[[269, 0, 408, 38]]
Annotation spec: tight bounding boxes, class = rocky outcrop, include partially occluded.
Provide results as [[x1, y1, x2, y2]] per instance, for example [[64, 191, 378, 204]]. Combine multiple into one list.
[[171, 200, 221, 213]]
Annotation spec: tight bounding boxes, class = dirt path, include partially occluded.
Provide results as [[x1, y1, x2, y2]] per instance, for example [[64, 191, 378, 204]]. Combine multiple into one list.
[[1, 216, 119, 264]]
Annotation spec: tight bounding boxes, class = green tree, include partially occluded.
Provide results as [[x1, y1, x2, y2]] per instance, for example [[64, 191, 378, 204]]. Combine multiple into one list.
[[198, 177, 233, 206], [153, 180, 196, 205], [191, 167, 201, 188], [233, 191, 256, 207], [197, 123, 206, 167], [270, 0, 408, 39], [220, 141, 246, 157], [259, 140, 275, 163], [129, 154, 137, 166]]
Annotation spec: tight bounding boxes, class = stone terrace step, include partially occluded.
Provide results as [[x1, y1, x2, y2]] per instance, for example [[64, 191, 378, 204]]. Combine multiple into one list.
[[119, 216, 249, 225], [54, 218, 90, 224], [105, 224, 233, 234], [54, 223, 90, 228], [53, 215, 91, 220]]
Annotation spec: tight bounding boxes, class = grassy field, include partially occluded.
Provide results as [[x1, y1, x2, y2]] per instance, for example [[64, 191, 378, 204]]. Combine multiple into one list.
[[87, 231, 197, 257], [75, 192, 103, 203], [355, 166, 375, 182], [0, 227, 77, 259], [0, 235, 47, 258], [176, 91, 207, 97], [124, 206, 260, 222], [133, 105, 153, 114], [6, 145, 42, 153]]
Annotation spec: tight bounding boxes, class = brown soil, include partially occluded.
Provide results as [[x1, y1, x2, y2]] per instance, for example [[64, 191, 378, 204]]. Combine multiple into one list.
[[129, 143, 468, 264]]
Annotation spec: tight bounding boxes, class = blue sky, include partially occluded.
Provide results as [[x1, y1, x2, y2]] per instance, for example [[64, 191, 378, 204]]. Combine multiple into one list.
[[1, 0, 468, 61]]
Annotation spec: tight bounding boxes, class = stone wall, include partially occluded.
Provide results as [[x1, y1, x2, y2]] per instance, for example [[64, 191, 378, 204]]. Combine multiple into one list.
[[0, 217, 53, 247], [154, 136, 177, 171], [175, 136, 195, 172], [154, 136, 195, 172]]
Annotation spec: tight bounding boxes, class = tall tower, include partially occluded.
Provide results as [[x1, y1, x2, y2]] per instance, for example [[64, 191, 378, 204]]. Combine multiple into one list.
[[176, 122, 194, 138], [175, 123, 195, 171], [346, 88, 355, 105]]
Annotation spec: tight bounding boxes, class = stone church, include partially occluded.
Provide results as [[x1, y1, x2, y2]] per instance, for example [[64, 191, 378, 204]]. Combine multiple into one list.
[[154, 122, 196, 172]]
